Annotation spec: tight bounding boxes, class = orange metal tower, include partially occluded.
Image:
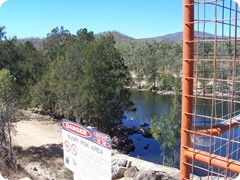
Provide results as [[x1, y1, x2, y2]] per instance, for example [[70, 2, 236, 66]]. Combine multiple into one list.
[[181, 0, 240, 179]]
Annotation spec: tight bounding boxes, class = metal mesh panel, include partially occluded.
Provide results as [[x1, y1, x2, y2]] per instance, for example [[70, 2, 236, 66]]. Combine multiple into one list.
[[181, 0, 240, 179]]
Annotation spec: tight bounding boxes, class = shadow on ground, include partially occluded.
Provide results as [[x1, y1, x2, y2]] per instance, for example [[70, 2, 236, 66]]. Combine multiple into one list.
[[15, 143, 63, 161]]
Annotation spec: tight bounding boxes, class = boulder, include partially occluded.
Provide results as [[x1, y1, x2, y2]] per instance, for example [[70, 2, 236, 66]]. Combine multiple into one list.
[[139, 128, 152, 138], [112, 136, 135, 154], [112, 154, 180, 179], [140, 121, 149, 127], [135, 170, 170, 180], [112, 167, 127, 180], [124, 166, 139, 178], [144, 144, 149, 150]]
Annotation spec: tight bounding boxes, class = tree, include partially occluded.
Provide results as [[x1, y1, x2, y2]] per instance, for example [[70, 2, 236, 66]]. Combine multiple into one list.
[[0, 25, 6, 40], [0, 69, 18, 164], [144, 42, 159, 89], [81, 34, 135, 132], [43, 26, 71, 61], [159, 71, 175, 91], [151, 77, 181, 167], [30, 29, 135, 132]]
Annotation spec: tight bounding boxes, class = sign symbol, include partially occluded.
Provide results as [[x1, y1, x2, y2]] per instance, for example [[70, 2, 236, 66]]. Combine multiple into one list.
[[65, 140, 70, 152], [71, 144, 78, 155], [65, 157, 70, 164]]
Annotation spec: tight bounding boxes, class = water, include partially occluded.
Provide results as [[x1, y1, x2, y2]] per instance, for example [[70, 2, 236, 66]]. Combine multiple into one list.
[[122, 90, 240, 177], [122, 91, 173, 164]]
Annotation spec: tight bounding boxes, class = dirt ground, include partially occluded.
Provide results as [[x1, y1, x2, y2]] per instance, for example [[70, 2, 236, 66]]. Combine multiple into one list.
[[9, 110, 72, 180], [12, 111, 62, 148]]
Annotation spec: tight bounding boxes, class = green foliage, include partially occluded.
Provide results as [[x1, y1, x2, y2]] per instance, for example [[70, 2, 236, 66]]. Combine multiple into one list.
[[159, 71, 175, 91], [151, 78, 181, 167], [117, 40, 183, 89], [43, 26, 71, 61], [31, 30, 135, 133], [80, 34, 135, 131], [0, 69, 18, 154]]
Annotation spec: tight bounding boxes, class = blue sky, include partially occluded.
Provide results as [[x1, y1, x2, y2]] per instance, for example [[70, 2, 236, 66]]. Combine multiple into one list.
[[0, 0, 183, 39]]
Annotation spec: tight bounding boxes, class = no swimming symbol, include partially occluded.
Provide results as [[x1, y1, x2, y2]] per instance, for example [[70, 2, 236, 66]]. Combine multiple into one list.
[[65, 140, 70, 152], [71, 144, 78, 155], [65, 140, 78, 155]]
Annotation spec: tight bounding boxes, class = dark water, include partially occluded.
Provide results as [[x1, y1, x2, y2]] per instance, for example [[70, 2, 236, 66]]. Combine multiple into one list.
[[122, 91, 173, 164], [122, 91, 240, 177]]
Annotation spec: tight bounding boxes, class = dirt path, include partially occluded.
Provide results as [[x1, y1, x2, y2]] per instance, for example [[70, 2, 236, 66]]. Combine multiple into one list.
[[10, 110, 71, 180], [12, 111, 62, 148]]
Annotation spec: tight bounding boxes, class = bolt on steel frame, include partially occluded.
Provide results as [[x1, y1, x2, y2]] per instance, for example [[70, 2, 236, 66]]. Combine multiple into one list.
[[181, 0, 240, 179]]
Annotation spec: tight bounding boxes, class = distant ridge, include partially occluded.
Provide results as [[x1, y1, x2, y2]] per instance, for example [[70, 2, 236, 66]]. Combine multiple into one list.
[[136, 31, 216, 43], [96, 31, 135, 45], [17, 31, 216, 48], [137, 32, 183, 43]]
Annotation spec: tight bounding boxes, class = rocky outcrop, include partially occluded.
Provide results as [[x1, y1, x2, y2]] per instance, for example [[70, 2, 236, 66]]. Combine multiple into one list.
[[112, 136, 135, 154], [139, 128, 152, 138], [112, 154, 178, 180], [140, 121, 149, 127], [111, 125, 153, 154]]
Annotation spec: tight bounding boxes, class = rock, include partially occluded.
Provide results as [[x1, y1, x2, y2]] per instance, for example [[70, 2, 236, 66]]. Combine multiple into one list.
[[112, 149, 120, 156], [112, 167, 127, 180], [136, 170, 160, 180], [112, 159, 132, 180], [156, 171, 171, 180], [112, 154, 180, 179], [112, 136, 135, 154], [140, 121, 149, 127], [144, 144, 149, 150], [112, 159, 128, 167], [33, 167, 38, 171], [139, 128, 152, 138], [124, 166, 139, 178]]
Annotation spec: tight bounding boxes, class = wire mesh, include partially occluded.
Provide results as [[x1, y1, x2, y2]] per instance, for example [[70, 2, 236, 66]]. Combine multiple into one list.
[[181, 0, 240, 179]]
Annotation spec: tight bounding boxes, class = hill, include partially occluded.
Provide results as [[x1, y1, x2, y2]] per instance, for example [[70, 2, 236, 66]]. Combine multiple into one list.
[[16, 31, 216, 49], [137, 32, 183, 42], [17, 37, 45, 50]]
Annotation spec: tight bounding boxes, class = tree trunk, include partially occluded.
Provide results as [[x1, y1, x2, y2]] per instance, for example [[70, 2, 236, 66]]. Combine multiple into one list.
[[7, 121, 13, 164], [1, 126, 6, 146]]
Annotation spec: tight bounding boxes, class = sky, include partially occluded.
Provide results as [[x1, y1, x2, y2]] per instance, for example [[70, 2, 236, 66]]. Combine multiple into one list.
[[0, 0, 183, 39]]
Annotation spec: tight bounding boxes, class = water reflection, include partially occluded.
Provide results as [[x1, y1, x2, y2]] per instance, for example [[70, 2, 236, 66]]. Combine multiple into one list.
[[123, 91, 240, 177], [123, 91, 172, 127], [122, 91, 172, 164]]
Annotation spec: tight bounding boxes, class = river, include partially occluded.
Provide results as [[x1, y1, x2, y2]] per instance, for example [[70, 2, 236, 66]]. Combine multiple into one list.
[[122, 91, 173, 164], [122, 91, 240, 177]]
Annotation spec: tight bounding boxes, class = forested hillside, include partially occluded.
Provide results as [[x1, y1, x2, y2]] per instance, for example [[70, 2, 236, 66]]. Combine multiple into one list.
[[0, 25, 184, 132]]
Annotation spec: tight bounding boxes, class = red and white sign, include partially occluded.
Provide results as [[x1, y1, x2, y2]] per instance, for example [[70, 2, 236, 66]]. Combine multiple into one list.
[[93, 138, 110, 147], [63, 122, 91, 138], [71, 144, 78, 155], [62, 119, 112, 180], [65, 140, 70, 152], [93, 132, 111, 141]]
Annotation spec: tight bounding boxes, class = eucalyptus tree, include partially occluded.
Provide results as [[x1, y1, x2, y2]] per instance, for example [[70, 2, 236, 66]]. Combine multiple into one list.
[[81, 34, 135, 132], [118, 42, 148, 88], [151, 77, 181, 167], [43, 26, 71, 61], [144, 42, 160, 89], [0, 69, 18, 164]]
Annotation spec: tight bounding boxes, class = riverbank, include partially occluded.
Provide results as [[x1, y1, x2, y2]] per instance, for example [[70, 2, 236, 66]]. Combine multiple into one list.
[[0, 109, 172, 179]]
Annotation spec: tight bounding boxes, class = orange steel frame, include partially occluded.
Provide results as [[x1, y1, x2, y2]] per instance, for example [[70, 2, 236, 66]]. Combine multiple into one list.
[[181, 0, 240, 179]]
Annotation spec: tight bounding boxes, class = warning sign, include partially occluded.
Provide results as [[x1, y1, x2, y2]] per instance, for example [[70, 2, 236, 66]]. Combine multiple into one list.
[[62, 119, 112, 180]]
